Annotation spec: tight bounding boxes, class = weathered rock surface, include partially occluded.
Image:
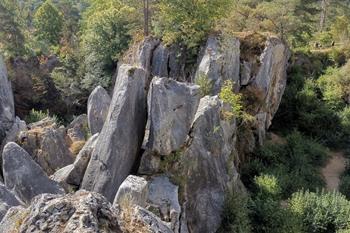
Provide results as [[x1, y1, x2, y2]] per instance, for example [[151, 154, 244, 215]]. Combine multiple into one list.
[[67, 114, 88, 142], [2, 142, 64, 204], [81, 65, 148, 202], [245, 37, 290, 143], [145, 77, 200, 155], [195, 36, 240, 94], [147, 176, 181, 233], [132, 206, 173, 233], [87, 86, 111, 135], [114, 175, 148, 208], [0, 56, 15, 145], [51, 134, 99, 191], [0, 190, 122, 233], [0, 183, 21, 221], [0, 206, 27, 232], [181, 96, 239, 233], [19, 123, 74, 175]]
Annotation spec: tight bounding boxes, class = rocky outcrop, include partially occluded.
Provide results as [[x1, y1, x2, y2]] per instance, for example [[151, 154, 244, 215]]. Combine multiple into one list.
[[0, 206, 28, 232], [114, 175, 149, 208], [0, 56, 15, 145], [195, 36, 240, 93], [147, 176, 181, 233], [19, 122, 74, 175], [67, 114, 88, 143], [2, 142, 64, 204], [180, 96, 239, 233], [144, 77, 200, 155], [0, 183, 21, 221], [81, 65, 149, 202], [87, 86, 111, 135], [243, 37, 290, 144], [51, 133, 99, 191], [0, 190, 122, 233]]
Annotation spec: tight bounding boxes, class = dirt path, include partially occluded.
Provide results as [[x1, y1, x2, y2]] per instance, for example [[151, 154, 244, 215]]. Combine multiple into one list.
[[321, 151, 347, 191]]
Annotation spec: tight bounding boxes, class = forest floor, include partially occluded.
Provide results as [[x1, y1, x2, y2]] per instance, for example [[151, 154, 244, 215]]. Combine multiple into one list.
[[322, 151, 347, 191]]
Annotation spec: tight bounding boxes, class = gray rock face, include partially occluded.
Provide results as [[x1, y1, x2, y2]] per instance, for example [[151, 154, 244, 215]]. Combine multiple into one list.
[[152, 44, 170, 78], [243, 37, 290, 144], [0, 183, 21, 221], [114, 175, 149, 208], [195, 36, 240, 94], [87, 86, 111, 135], [133, 206, 173, 233], [0, 190, 122, 233], [19, 125, 74, 175], [0, 56, 15, 145], [51, 133, 99, 190], [181, 96, 239, 233], [0, 206, 27, 233], [148, 176, 181, 233], [81, 65, 148, 202], [0, 117, 26, 160], [145, 77, 200, 155], [2, 142, 64, 204], [67, 114, 88, 142]]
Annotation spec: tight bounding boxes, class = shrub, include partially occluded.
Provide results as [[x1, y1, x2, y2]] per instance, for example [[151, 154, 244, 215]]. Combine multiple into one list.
[[288, 190, 350, 233], [195, 73, 213, 97], [219, 190, 251, 233], [154, 0, 231, 48], [219, 80, 254, 123], [249, 174, 303, 233], [25, 109, 51, 124], [339, 175, 350, 199], [242, 131, 327, 198]]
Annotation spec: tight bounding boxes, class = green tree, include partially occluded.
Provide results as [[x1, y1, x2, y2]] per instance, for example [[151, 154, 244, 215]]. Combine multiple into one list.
[[153, 0, 232, 48], [34, 0, 64, 45], [0, 0, 25, 56], [80, 0, 138, 90]]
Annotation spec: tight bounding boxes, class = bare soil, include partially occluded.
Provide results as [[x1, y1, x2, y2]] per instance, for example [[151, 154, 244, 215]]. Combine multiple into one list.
[[321, 151, 347, 191]]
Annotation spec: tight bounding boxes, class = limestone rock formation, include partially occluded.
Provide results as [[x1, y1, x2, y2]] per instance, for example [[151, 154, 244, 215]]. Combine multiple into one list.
[[114, 175, 149, 208], [2, 142, 64, 204], [0, 56, 15, 145], [19, 122, 74, 175], [181, 96, 239, 233], [145, 77, 200, 155], [81, 65, 148, 202], [87, 86, 111, 135], [195, 36, 240, 94], [51, 133, 99, 191], [67, 114, 88, 142], [0, 190, 122, 233], [0, 206, 27, 232], [147, 176, 181, 233], [0, 183, 21, 221]]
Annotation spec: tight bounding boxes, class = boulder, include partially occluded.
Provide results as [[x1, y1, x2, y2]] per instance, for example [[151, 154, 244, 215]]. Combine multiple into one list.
[[81, 65, 148, 202], [242, 36, 290, 143], [0, 183, 21, 221], [147, 176, 181, 233], [87, 86, 111, 135], [132, 206, 173, 233], [2, 142, 64, 204], [195, 36, 240, 94], [0, 117, 26, 161], [180, 96, 239, 233], [152, 44, 170, 77], [67, 114, 88, 142], [138, 151, 161, 175], [51, 133, 99, 190], [145, 77, 200, 155], [0, 56, 15, 145], [114, 175, 149, 208], [19, 125, 74, 175], [0, 190, 122, 233], [0, 206, 27, 233]]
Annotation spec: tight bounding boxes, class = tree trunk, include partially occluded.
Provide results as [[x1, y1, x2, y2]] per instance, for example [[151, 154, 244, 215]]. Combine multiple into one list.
[[143, 0, 149, 36], [319, 0, 327, 31]]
